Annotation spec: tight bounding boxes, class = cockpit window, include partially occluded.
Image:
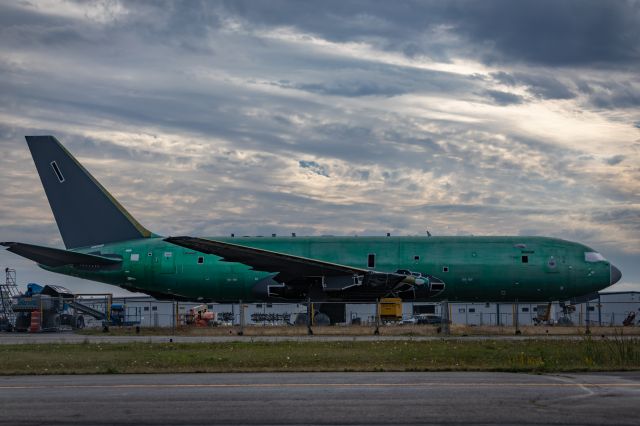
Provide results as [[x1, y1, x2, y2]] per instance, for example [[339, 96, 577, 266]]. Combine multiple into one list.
[[585, 252, 606, 262]]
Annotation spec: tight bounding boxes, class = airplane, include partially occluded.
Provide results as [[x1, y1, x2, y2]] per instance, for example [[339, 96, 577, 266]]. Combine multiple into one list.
[[2, 136, 621, 304]]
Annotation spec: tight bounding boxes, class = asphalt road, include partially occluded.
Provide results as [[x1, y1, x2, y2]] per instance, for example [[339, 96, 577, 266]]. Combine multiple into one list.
[[0, 372, 638, 425]]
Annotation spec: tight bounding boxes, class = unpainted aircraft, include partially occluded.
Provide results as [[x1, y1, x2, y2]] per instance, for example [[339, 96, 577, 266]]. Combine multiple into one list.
[[2, 136, 621, 303]]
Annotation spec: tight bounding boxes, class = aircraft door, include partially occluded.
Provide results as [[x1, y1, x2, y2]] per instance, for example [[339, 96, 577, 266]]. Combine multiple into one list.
[[126, 250, 147, 281], [154, 249, 176, 274], [546, 248, 573, 296]]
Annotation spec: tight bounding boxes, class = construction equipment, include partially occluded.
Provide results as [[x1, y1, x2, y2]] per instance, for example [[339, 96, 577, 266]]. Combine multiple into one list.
[[556, 304, 576, 326], [623, 311, 637, 326], [533, 303, 553, 326], [11, 286, 140, 332], [0, 268, 19, 331], [185, 304, 217, 327], [71, 296, 141, 328], [12, 284, 76, 332]]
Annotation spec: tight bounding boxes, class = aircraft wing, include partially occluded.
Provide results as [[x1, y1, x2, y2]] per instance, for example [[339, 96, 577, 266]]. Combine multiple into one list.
[[0, 242, 122, 268], [164, 236, 408, 289]]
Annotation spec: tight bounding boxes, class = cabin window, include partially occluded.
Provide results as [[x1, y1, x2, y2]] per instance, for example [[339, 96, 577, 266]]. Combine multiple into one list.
[[442, 266, 449, 273], [50, 161, 65, 183], [266, 303, 273, 308], [147, 252, 152, 257], [143, 307, 149, 312], [414, 255, 420, 261], [521, 255, 529, 264], [368, 253, 375, 268], [588, 306, 595, 312], [152, 306, 157, 311], [130, 254, 139, 262], [458, 308, 465, 313], [256, 304, 262, 308], [522, 307, 529, 312], [197, 256, 204, 264], [468, 308, 476, 313]]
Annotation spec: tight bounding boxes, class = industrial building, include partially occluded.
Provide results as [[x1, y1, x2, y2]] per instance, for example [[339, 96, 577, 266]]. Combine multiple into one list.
[[78, 292, 639, 329]]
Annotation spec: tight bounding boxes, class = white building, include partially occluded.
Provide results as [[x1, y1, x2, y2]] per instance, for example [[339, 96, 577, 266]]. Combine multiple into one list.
[[78, 291, 640, 328]]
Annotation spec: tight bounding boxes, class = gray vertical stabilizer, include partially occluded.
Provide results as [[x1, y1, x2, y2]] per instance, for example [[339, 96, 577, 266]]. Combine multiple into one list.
[[25, 136, 152, 249]]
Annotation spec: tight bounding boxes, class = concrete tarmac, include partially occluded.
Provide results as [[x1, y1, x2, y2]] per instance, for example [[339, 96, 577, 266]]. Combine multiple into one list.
[[1, 372, 639, 425], [0, 332, 633, 345]]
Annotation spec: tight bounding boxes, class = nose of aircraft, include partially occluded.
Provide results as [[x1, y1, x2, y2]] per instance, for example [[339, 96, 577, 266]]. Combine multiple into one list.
[[610, 264, 622, 285]]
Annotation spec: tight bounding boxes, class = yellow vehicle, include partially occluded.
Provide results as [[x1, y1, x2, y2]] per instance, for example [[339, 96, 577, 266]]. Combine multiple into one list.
[[378, 298, 402, 322]]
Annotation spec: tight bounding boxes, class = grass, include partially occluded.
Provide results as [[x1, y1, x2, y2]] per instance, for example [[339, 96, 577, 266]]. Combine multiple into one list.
[[1, 336, 639, 375]]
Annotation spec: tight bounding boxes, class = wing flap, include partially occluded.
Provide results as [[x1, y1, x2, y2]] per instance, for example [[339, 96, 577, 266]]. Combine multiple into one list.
[[0, 242, 121, 268]]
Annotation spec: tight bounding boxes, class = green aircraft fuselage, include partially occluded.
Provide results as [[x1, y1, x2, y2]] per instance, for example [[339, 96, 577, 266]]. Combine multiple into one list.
[[4, 136, 619, 304], [43, 235, 613, 302]]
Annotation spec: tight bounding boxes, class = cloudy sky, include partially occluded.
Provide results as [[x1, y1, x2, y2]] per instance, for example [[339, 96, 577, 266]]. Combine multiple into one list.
[[0, 0, 638, 296]]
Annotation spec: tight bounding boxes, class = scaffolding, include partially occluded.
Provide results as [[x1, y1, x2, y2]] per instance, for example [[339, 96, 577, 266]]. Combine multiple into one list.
[[1, 268, 19, 330]]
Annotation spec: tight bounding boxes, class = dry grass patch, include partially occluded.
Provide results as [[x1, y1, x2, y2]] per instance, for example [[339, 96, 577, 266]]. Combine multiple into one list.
[[1, 336, 639, 375]]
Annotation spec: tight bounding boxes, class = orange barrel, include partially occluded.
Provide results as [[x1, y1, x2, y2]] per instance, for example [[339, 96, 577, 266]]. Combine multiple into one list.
[[29, 310, 41, 333]]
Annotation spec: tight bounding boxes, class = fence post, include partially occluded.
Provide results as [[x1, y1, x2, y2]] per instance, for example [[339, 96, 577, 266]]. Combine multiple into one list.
[[374, 298, 380, 335], [598, 294, 602, 326], [441, 300, 450, 335], [238, 299, 244, 336], [307, 297, 313, 335]]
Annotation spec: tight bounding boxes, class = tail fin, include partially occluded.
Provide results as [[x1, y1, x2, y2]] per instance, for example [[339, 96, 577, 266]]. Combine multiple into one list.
[[25, 136, 152, 249]]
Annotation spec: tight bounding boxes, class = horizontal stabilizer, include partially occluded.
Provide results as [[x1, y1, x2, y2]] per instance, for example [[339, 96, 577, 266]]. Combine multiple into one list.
[[0, 242, 121, 268]]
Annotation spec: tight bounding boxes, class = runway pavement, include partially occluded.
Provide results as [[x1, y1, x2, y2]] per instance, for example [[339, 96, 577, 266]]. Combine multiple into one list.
[[0, 332, 631, 344], [0, 372, 638, 425]]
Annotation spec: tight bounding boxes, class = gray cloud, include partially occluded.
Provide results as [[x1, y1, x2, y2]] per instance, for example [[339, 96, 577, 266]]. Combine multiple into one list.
[[222, 0, 640, 68], [491, 72, 575, 100], [450, 1, 640, 67], [273, 79, 408, 98], [0, 1, 638, 293], [605, 155, 626, 166], [586, 81, 640, 109], [484, 89, 524, 106]]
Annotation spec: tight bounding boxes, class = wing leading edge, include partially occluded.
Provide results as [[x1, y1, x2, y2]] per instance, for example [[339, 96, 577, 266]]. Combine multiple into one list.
[[164, 236, 410, 292]]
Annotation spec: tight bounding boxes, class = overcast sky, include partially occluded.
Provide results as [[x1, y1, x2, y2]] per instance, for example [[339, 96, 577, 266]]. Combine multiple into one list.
[[0, 0, 638, 296]]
